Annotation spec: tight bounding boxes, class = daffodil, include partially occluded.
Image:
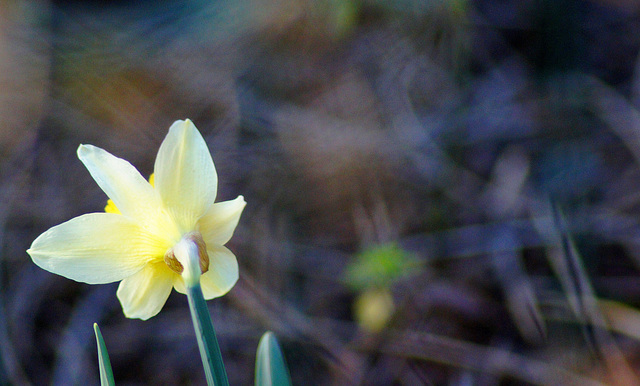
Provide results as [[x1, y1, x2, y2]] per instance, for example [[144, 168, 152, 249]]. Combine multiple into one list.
[[27, 119, 245, 320]]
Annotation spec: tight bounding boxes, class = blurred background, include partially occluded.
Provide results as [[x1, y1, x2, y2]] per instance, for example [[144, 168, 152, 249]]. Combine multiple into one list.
[[3, 0, 640, 384]]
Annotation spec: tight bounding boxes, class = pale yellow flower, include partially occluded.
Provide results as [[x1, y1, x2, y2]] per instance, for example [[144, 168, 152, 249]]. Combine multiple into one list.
[[27, 119, 245, 320]]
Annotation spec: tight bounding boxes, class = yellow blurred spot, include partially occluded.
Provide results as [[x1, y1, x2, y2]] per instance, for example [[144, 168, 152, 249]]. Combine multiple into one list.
[[354, 288, 394, 333]]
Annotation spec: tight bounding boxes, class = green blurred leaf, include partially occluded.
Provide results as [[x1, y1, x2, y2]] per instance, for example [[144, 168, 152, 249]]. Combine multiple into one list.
[[93, 323, 115, 386], [327, 0, 358, 37], [255, 331, 292, 386], [344, 242, 417, 290]]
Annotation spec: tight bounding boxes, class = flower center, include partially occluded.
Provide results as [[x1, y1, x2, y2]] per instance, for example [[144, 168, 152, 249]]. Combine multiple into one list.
[[164, 231, 210, 275]]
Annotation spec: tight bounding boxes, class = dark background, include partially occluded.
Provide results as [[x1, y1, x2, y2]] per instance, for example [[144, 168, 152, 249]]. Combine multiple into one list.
[[3, 0, 640, 384]]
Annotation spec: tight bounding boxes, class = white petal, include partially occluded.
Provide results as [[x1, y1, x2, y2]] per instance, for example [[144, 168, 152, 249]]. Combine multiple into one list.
[[77, 144, 162, 227], [173, 245, 238, 298], [117, 262, 175, 320], [27, 213, 167, 284], [154, 120, 217, 232], [198, 196, 246, 246]]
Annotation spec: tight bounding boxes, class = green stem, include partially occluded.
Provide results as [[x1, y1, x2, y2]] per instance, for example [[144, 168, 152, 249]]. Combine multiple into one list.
[[186, 283, 229, 386]]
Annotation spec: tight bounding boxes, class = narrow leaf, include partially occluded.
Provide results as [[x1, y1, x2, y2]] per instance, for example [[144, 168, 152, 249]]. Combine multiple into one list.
[[186, 283, 229, 386], [255, 331, 292, 386], [93, 323, 115, 386]]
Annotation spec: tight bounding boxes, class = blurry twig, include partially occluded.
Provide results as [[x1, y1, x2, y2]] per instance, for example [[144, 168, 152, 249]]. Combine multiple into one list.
[[489, 228, 547, 345], [590, 75, 640, 167], [229, 274, 364, 384], [364, 329, 606, 386], [51, 286, 117, 385], [0, 139, 36, 385], [540, 202, 639, 385], [543, 297, 640, 344]]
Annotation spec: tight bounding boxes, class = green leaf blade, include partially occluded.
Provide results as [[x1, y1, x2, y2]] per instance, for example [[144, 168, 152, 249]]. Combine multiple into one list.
[[93, 323, 115, 386], [255, 331, 292, 386]]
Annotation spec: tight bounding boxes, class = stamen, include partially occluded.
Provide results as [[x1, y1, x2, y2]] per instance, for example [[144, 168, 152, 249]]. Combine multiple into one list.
[[164, 251, 184, 273]]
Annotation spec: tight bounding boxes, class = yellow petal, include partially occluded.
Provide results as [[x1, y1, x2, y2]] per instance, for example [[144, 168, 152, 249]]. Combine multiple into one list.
[[173, 245, 238, 298], [116, 262, 175, 320], [198, 195, 246, 246], [154, 120, 217, 232], [77, 145, 163, 230], [27, 213, 166, 284], [104, 173, 155, 214], [104, 199, 120, 214]]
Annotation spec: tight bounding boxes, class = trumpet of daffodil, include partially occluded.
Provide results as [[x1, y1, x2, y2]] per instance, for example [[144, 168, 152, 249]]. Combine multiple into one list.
[[27, 119, 245, 320]]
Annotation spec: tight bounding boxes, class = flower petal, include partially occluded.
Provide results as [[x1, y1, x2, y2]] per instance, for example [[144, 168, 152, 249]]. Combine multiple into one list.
[[173, 246, 238, 299], [198, 195, 246, 246], [154, 120, 217, 232], [77, 144, 162, 227], [117, 262, 175, 320], [27, 213, 167, 284]]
